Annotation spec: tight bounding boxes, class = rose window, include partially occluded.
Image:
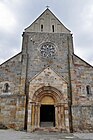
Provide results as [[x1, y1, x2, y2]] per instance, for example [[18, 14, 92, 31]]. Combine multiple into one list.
[[40, 43, 55, 58]]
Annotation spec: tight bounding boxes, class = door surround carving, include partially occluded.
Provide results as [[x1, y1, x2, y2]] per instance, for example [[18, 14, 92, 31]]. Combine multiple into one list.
[[27, 86, 69, 132]]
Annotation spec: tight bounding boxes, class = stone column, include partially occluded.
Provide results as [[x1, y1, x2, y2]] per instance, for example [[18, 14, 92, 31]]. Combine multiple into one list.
[[58, 105, 61, 128], [37, 104, 41, 128], [34, 103, 40, 128], [31, 103, 35, 127], [28, 102, 40, 131], [55, 105, 58, 128], [61, 105, 65, 129]]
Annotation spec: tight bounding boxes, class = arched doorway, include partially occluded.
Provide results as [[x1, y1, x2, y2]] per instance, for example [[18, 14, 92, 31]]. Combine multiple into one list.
[[27, 86, 69, 132], [40, 95, 55, 127]]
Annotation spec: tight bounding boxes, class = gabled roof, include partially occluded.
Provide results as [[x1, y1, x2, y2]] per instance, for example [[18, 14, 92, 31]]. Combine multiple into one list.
[[25, 8, 71, 33], [74, 53, 93, 68]]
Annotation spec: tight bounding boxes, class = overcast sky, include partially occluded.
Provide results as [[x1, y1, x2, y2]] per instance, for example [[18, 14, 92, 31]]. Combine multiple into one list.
[[0, 0, 93, 65]]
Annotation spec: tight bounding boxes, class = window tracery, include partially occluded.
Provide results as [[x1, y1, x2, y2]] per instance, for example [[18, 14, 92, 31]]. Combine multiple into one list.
[[40, 42, 55, 58]]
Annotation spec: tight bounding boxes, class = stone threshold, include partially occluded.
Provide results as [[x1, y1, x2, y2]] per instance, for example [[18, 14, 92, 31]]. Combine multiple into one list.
[[33, 127, 66, 133]]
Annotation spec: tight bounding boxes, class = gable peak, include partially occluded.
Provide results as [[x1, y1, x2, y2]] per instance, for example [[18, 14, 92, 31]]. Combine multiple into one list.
[[25, 8, 71, 33]]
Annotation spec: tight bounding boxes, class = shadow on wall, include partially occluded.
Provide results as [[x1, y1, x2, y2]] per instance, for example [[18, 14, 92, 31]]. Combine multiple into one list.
[[0, 123, 8, 129]]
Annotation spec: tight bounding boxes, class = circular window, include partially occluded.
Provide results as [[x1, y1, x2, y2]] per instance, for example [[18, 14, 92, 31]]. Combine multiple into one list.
[[40, 43, 55, 58]]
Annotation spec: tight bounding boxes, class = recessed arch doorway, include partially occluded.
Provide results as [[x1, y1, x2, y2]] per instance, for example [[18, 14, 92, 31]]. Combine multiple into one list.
[[27, 86, 69, 132]]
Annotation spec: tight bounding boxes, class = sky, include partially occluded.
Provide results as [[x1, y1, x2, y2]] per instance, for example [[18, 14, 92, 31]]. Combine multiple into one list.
[[0, 0, 93, 65]]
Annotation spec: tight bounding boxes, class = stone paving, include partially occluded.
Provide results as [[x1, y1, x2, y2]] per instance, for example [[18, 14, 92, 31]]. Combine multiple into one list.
[[0, 130, 93, 140]]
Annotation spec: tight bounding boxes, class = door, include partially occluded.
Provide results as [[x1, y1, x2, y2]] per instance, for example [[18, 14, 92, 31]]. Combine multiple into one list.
[[40, 105, 55, 127]]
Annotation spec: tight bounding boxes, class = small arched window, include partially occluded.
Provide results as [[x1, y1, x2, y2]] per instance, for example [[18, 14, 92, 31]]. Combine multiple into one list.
[[86, 85, 91, 96], [41, 24, 43, 32], [3, 83, 9, 93], [52, 25, 54, 32]]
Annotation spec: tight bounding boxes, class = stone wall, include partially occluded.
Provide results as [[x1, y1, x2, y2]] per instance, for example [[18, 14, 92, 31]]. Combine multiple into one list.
[[0, 95, 25, 130], [0, 53, 22, 94], [72, 55, 93, 132], [22, 32, 73, 82], [73, 54, 93, 105], [21, 32, 73, 132], [72, 105, 93, 132], [0, 53, 26, 130]]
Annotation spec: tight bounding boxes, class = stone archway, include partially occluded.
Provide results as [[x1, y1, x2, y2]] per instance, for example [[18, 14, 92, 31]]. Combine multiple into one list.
[[27, 86, 69, 132]]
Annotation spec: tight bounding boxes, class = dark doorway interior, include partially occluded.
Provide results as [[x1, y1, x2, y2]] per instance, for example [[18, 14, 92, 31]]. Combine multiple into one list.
[[40, 105, 55, 127]]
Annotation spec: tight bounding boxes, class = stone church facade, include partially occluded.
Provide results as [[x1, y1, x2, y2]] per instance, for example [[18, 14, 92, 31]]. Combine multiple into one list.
[[0, 8, 93, 132]]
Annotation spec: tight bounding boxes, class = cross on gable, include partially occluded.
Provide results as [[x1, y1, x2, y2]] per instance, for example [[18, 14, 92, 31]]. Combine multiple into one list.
[[46, 5, 50, 9]]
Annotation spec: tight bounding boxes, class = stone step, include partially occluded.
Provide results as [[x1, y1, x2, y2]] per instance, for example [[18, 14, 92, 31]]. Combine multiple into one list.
[[34, 127, 66, 133], [40, 122, 54, 127]]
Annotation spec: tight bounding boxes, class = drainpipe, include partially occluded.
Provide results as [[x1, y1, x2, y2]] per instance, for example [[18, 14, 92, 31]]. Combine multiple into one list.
[[24, 33, 29, 131], [67, 36, 73, 133], [24, 82, 29, 131]]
